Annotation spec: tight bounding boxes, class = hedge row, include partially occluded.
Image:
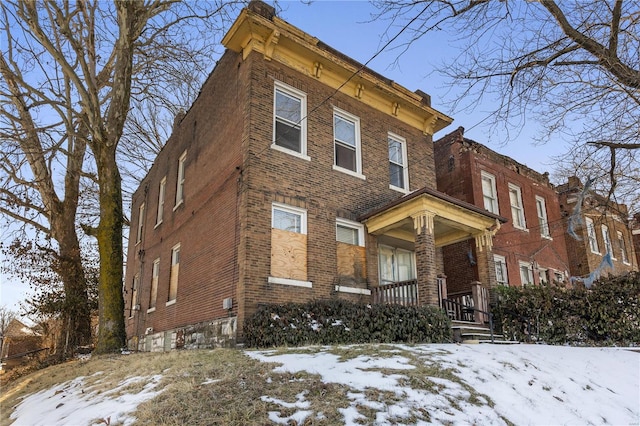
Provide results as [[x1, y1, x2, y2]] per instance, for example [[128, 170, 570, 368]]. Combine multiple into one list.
[[243, 299, 452, 348], [494, 272, 640, 345]]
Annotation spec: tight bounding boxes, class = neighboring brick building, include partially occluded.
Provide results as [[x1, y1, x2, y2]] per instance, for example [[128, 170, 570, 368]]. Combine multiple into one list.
[[631, 213, 640, 268], [557, 176, 638, 279], [124, 2, 505, 350], [434, 127, 571, 291]]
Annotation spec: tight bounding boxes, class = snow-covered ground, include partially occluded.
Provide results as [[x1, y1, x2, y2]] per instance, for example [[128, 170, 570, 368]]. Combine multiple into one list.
[[8, 344, 640, 426]]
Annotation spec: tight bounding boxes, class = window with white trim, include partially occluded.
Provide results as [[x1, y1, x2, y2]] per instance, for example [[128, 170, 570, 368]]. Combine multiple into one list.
[[554, 271, 564, 284], [333, 109, 362, 176], [538, 267, 549, 285], [270, 203, 310, 286], [136, 203, 145, 244], [272, 204, 307, 234], [175, 151, 186, 207], [336, 218, 364, 246], [388, 133, 409, 192], [617, 231, 629, 264], [149, 258, 160, 311], [129, 274, 139, 318], [481, 172, 499, 214], [535, 196, 550, 238], [379, 245, 415, 284], [494, 255, 508, 286], [509, 184, 526, 229], [602, 225, 614, 258], [273, 82, 307, 157], [586, 218, 599, 253], [156, 177, 166, 226], [167, 244, 180, 303], [519, 261, 534, 285]]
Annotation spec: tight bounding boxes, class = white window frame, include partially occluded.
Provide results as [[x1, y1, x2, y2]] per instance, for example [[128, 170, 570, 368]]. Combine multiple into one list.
[[538, 267, 549, 285], [272, 203, 307, 235], [617, 231, 630, 264], [272, 82, 309, 160], [535, 196, 551, 239], [378, 245, 416, 285], [332, 108, 364, 179], [336, 218, 365, 247], [494, 254, 508, 286], [481, 171, 499, 214], [519, 261, 534, 285], [167, 243, 180, 305], [148, 258, 160, 312], [388, 132, 409, 193], [156, 177, 166, 227], [174, 151, 186, 209], [129, 274, 139, 318], [601, 225, 614, 258], [509, 184, 527, 230], [586, 218, 600, 254], [553, 271, 564, 284], [136, 203, 145, 245]]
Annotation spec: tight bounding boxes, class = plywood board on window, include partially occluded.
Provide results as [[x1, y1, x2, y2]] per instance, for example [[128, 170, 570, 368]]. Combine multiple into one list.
[[337, 242, 367, 279], [271, 228, 307, 280], [168, 264, 179, 300]]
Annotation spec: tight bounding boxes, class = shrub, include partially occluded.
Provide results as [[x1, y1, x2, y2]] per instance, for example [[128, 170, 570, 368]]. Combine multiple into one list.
[[243, 299, 452, 348], [494, 272, 640, 345]]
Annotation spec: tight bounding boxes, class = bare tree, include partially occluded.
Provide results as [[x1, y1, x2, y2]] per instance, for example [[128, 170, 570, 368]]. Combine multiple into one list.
[[1, 0, 238, 353], [373, 0, 639, 213]]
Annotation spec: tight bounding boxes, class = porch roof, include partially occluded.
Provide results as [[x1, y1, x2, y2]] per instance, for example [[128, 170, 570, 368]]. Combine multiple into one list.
[[359, 187, 508, 248]]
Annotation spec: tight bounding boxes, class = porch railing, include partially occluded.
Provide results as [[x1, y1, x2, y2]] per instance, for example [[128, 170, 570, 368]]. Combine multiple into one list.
[[443, 282, 490, 323], [371, 279, 418, 306]]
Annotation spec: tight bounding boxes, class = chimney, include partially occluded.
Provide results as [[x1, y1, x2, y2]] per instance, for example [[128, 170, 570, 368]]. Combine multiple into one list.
[[248, 1, 276, 19]]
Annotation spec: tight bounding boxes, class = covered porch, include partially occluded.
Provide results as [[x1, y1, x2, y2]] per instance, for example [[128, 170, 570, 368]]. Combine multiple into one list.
[[360, 188, 506, 318]]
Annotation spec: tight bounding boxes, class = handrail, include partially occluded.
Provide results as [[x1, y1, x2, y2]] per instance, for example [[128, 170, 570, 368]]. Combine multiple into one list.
[[443, 298, 494, 343], [1, 347, 49, 361]]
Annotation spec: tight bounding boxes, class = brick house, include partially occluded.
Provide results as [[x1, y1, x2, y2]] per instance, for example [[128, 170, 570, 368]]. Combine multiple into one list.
[[124, 2, 505, 350], [557, 176, 638, 279], [434, 127, 572, 291], [631, 213, 640, 268]]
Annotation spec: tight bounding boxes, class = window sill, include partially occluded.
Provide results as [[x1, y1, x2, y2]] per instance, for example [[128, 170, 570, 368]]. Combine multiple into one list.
[[271, 144, 311, 161], [173, 201, 183, 212], [147, 307, 156, 313], [334, 285, 371, 295], [389, 184, 409, 194], [332, 165, 365, 180], [541, 235, 553, 240], [165, 299, 176, 306], [154, 221, 163, 229], [590, 250, 601, 255], [268, 276, 312, 288], [513, 226, 529, 232]]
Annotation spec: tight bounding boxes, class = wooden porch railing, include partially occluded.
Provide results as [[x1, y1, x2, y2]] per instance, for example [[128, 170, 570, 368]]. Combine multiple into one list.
[[443, 281, 490, 323], [371, 279, 418, 306]]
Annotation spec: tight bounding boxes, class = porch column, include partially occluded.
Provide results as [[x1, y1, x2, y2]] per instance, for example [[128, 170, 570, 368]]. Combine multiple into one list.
[[475, 230, 498, 304], [412, 211, 439, 306]]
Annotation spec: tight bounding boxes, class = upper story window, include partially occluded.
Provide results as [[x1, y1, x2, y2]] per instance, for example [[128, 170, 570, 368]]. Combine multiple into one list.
[[481, 171, 499, 214], [272, 203, 307, 234], [149, 258, 160, 311], [336, 218, 365, 246], [617, 231, 629, 264], [333, 109, 363, 178], [136, 203, 145, 244], [535, 196, 550, 238], [388, 133, 409, 192], [601, 225, 614, 257], [167, 243, 181, 303], [156, 177, 166, 226], [175, 151, 186, 208], [494, 254, 508, 286], [585, 217, 599, 254], [273, 82, 308, 159], [508, 184, 526, 230]]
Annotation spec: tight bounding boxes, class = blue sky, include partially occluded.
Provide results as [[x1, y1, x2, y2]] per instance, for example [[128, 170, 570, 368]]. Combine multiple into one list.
[[1, 1, 568, 315]]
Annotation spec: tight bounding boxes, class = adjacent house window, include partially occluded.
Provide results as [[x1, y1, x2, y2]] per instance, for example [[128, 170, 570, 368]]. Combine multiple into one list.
[[535, 196, 550, 238], [167, 244, 180, 304], [509, 184, 526, 229], [601, 225, 614, 258], [156, 177, 166, 226], [388, 133, 409, 192], [333, 109, 363, 177], [136, 203, 145, 244], [149, 258, 160, 312], [617, 231, 629, 264], [538, 267, 549, 285], [129, 274, 139, 318], [554, 271, 564, 284], [175, 151, 186, 208], [336, 219, 364, 246], [494, 255, 508, 286], [481, 172, 499, 214], [586, 218, 599, 254], [379, 245, 415, 284], [519, 261, 534, 285], [270, 203, 310, 287], [273, 82, 307, 158]]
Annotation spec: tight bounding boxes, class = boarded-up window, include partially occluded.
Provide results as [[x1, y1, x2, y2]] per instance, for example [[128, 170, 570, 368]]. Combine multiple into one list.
[[271, 204, 307, 281], [129, 274, 139, 317], [149, 258, 159, 310], [336, 219, 366, 280], [168, 244, 180, 302]]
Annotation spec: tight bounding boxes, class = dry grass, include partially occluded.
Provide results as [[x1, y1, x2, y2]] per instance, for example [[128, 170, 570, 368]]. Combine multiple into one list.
[[1, 345, 497, 425]]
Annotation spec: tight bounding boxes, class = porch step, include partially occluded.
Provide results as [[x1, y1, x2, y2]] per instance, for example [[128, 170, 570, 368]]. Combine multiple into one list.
[[451, 321, 517, 344]]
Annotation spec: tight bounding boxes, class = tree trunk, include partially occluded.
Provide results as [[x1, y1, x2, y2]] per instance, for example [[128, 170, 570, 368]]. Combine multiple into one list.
[[95, 148, 126, 353]]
